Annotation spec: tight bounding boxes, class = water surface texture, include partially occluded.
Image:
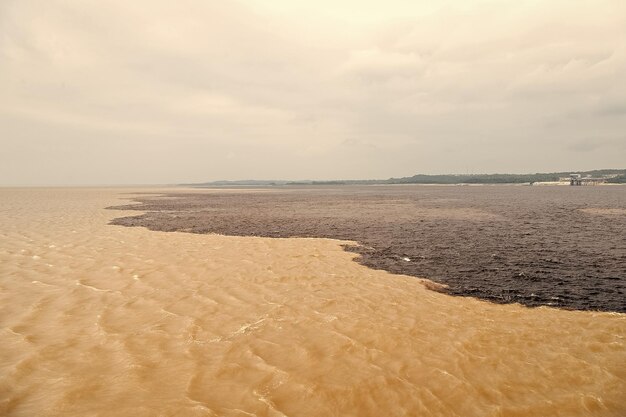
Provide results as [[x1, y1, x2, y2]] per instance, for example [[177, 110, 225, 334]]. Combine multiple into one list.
[[111, 185, 626, 312], [2, 188, 625, 416]]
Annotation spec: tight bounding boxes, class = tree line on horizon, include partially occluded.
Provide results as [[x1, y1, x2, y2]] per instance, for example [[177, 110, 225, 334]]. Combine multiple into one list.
[[386, 169, 626, 185], [188, 169, 626, 187]]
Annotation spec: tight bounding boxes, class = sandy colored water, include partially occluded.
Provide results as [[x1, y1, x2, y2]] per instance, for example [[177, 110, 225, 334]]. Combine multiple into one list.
[[0, 188, 625, 417]]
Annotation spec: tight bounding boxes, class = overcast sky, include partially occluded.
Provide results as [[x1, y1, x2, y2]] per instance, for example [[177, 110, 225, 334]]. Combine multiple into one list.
[[1, 0, 625, 185]]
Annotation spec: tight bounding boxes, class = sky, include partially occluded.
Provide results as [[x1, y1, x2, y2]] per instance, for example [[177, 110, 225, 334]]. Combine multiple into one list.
[[1, 0, 625, 185]]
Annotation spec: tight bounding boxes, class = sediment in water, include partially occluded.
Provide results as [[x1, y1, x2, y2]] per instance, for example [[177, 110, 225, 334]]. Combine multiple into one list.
[[1, 188, 625, 417], [109, 186, 626, 312]]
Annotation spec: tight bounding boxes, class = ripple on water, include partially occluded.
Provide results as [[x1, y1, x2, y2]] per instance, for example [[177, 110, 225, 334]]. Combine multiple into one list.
[[0, 188, 624, 417]]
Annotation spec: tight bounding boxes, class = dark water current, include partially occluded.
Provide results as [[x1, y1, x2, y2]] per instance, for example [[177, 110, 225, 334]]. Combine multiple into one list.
[[110, 185, 626, 312]]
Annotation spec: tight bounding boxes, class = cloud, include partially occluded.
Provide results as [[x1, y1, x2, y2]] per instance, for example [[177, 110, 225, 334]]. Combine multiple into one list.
[[567, 137, 626, 152], [1, 0, 625, 184], [338, 49, 425, 82]]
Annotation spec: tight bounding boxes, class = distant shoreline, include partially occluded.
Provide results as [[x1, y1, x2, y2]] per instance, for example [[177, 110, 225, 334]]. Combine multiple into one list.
[[186, 182, 625, 188], [184, 168, 626, 187]]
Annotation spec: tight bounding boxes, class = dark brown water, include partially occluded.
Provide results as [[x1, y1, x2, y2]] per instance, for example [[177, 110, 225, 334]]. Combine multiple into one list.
[[110, 185, 626, 312]]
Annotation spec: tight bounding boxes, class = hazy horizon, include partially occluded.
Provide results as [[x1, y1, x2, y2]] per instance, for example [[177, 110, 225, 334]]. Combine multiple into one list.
[[2, 0, 625, 186], [2, 167, 625, 188]]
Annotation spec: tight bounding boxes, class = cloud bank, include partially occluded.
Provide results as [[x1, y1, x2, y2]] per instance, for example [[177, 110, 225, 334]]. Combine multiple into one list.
[[1, 0, 625, 184]]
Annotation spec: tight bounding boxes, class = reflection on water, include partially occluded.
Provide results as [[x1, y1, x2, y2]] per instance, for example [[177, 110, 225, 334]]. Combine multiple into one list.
[[1, 188, 625, 416]]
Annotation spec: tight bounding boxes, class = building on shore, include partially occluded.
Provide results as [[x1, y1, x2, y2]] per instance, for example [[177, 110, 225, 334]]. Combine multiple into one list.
[[567, 173, 608, 186]]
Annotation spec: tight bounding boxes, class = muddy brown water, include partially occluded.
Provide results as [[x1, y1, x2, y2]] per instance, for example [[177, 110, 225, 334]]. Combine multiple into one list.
[[1, 188, 625, 416], [110, 185, 626, 312]]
